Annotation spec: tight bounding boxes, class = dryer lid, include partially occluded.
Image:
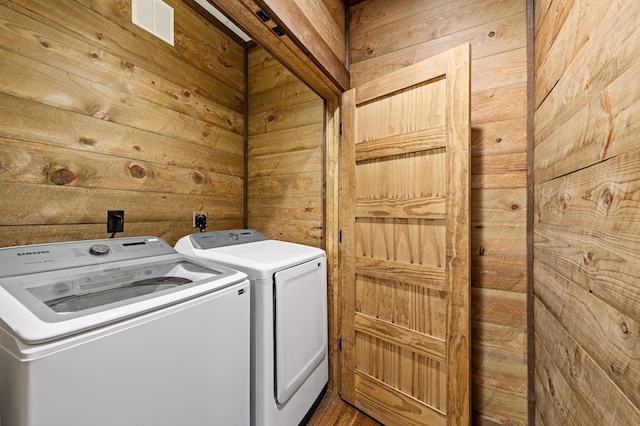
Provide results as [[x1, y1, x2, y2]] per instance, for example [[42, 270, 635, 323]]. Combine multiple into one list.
[[176, 233, 325, 279]]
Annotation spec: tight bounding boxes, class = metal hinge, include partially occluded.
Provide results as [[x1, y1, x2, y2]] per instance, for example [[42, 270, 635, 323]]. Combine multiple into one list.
[[339, 230, 342, 243]]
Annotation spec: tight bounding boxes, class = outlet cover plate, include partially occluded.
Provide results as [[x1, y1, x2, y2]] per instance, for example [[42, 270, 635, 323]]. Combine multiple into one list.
[[107, 210, 125, 233]]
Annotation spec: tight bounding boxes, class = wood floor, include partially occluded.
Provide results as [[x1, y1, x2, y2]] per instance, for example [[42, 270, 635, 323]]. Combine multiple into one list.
[[306, 390, 382, 425]]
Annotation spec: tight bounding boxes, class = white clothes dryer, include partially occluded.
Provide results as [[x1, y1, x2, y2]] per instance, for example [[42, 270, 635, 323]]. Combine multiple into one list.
[[175, 230, 328, 426], [0, 237, 250, 426]]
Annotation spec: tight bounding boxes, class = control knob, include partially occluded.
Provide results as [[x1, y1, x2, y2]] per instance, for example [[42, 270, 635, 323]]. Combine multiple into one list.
[[89, 244, 111, 256]]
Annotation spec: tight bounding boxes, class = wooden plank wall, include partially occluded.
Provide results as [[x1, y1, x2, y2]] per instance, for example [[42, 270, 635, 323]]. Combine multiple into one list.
[[349, 0, 528, 424], [0, 0, 245, 247], [534, 1, 640, 424], [246, 46, 325, 248]]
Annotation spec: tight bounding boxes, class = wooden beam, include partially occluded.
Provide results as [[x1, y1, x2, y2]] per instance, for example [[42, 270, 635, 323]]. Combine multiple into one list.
[[257, 0, 349, 90], [208, 0, 347, 98]]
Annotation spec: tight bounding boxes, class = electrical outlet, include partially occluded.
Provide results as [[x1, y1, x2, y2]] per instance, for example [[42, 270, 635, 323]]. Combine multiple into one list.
[[193, 211, 207, 230], [107, 210, 125, 233]]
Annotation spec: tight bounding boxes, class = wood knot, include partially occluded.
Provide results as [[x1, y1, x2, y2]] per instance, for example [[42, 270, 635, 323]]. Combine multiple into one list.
[[569, 365, 577, 378], [40, 41, 51, 48], [90, 52, 100, 59], [488, 31, 496, 37], [620, 322, 629, 336], [495, 137, 502, 143], [127, 164, 147, 178], [225, 117, 233, 127], [92, 111, 110, 121], [510, 203, 520, 211], [598, 186, 616, 212], [79, 137, 96, 146], [96, 32, 104, 40], [124, 61, 136, 71], [172, 93, 179, 100], [133, 145, 142, 151], [366, 46, 374, 56], [559, 193, 571, 213], [202, 129, 211, 138], [183, 90, 191, 98], [50, 168, 76, 185], [583, 250, 594, 265], [191, 171, 206, 185], [267, 115, 276, 122]]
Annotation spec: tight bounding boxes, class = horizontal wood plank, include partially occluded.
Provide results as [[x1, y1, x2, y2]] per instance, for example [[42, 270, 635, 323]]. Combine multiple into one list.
[[355, 197, 445, 219], [535, 222, 640, 325], [0, 93, 244, 160], [355, 256, 446, 292], [535, 302, 640, 425], [0, 137, 244, 197], [534, 57, 640, 183], [4, 0, 245, 107], [349, 0, 524, 64], [471, 288, 526, 328], [534, 261, 640, 409], [355, 372, 446, 426], [349, 12, 526, 88], [472, 84, 527, 125], [355, 51, 446, 105], [0, 219, 243, 248], [0, 182, 243, 226], [246, 197, 323, 220], [536, 146, 640, 233], [355, 313, 446, 362], [247, 149, 323, 177], [355, 127, 446, 162], [248, 123, 324, 156], [471, 118, 527, 157], [248, 218, 323, 248], [471, 255, 527, 292], [248, 173, 324, 198], [0, 3, 244, 115]]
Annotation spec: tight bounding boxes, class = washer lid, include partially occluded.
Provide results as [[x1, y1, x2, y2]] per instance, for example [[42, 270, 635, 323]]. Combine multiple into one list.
[[0, 238, 246, 344], [176, 233, 325, 279]]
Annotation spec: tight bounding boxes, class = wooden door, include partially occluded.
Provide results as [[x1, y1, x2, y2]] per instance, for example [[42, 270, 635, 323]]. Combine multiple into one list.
[[339, 43, 471, 426]]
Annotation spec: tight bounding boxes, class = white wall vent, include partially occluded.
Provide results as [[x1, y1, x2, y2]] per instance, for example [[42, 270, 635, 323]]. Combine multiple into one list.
[[132, 0, 174, 46]]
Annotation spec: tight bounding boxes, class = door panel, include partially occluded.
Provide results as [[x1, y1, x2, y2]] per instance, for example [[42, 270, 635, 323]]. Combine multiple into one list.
[[275, 257, 327, 405], [340, 44, 471, 426]]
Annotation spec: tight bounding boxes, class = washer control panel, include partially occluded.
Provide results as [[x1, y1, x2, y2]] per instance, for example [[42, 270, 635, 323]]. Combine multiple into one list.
[[0, 237, 175, 278]]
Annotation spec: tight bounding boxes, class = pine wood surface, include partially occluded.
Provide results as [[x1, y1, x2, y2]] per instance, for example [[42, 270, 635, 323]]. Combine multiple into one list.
[[246, 46, 325, 248], [534, 0, 640, 424], [0, 0, 247, 246], [349, 1, 528, 423], [340, 44, 471, 426]]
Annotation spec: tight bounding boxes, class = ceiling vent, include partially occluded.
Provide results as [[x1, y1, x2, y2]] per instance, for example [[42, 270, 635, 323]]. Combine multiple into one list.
[[132, 0, 174, 46]]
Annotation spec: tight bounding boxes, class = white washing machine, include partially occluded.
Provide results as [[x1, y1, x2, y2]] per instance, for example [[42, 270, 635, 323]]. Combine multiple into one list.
[[0, 237, 250, 426], [175, 230, 328, 426]]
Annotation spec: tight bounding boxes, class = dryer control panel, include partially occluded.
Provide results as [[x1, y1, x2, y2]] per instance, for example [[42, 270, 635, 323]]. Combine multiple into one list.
[[189, 229, 267, 249]]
